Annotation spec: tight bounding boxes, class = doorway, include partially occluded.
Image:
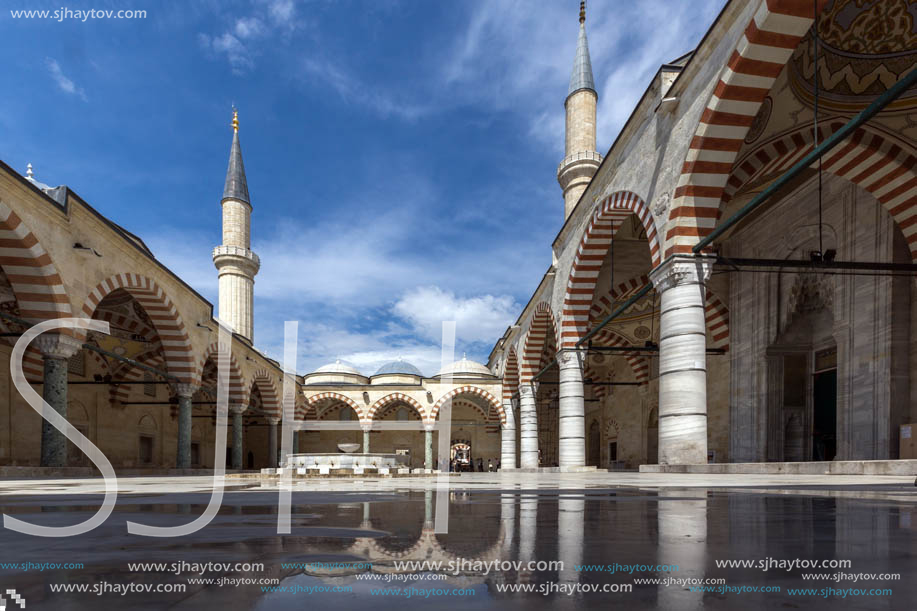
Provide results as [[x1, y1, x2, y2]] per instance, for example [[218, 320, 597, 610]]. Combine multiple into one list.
[[813, 369, 837, 461]]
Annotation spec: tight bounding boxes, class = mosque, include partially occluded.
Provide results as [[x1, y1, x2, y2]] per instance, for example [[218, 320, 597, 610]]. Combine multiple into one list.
[[1, 0, 916, 473]]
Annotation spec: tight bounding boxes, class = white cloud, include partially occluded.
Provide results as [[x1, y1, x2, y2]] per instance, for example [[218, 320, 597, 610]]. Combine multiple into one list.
[[45, 58, 87, 101], [234, 16, 266, 40], [266, 0, 295, 24], [199, 32, 254, 74], [394, 286, 518, 345], [200, 0, 301, 73]]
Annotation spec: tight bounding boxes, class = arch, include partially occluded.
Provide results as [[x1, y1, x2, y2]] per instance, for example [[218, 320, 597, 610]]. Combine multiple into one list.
[[705, 289, 730, 350], [606, 419, 620, 439], [665, 0, 827, 257], [306, 392, 362, 420], [109, 352, 165, 405], [520, 302, 558, 382], [138, 413, 158, 432], [91, 310, 158, 343], [502, 348, 519, 402], [0, 201, 73, 322], [724, 121, 917, 259], [81, 273, 195, 383], [199, 341, 248, 406], [317, 403, 359, 421], [250, 368, 281, 419], [561, 191, 659, 348], [590, 328, 650, 385], [366, 393, 426, 422], [431, 386, 506, 426]]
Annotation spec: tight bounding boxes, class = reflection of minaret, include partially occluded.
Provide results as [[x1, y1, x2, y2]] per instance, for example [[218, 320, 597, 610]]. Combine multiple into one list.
[[557, 494, 584, 584], [557, 1, 602, 220], [213, 109, 260, 341], [657, 489, 707, 609]]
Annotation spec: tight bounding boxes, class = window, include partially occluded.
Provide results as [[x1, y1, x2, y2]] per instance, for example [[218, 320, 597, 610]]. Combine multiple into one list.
[[396, 407, 409, 421], [67, 351, 84, 376], [190, 443, 200, 467], [139, 435, 154, 464], [609, 442, 618, 462], [340, 407, 353, 420], [143, 372, 156, 397]]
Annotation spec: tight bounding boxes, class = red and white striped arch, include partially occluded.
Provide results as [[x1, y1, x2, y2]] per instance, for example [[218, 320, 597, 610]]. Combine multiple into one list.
[[590, 328, 650, 385], [0, 202, 72, 323], [561, 191, 659, 349], [502, 348, 519, 402], [520, 302, 559, 382], [430, 386, 505, 426], [250, 369, 281, 419], [705, 290, 730, 350], [666, 0, 828, 256], [725, 121, 917, 258], [199, 341, 248, 406], [109, 352, 165, 405], [366, 393, 426, 422], [306, 392, 362, 420], [82, 274, 196, 384]]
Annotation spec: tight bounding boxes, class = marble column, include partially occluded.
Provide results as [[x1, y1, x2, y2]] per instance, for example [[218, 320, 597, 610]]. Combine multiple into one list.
[[37, 334, 82, 468], [518, 383, 539, 468], [268, 419, 279, 468], [649, 256, 714, 465], [557, 349, 585, 468], [230, 404, 244, 470], [500, 398, 517, 469], [424, 427, 433, 470], [362, 423, 371, 454], [173, 383, 197, 469]]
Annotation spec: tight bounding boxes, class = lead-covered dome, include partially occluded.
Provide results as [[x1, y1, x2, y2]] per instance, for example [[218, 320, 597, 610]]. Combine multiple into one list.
[[313, 360, 363, 376], [435, 356, 493, 378], [374, 359, 423, 376]]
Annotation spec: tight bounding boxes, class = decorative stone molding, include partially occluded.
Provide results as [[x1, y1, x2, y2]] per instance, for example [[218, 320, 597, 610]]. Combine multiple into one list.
[[649, 256, 716, 293], [652, 191, 670, 216], [34, 333, 83, 360], [171, 383, 198, 399]]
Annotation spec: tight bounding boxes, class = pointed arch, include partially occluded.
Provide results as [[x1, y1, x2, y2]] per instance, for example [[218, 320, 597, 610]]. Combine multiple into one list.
[[666, 0, 828, 256], [520, 302, 559, 382], [431, 386, 505, 426], [250, 368, 280, 419], [366, 393, 426, 422], [705, 289, 730, 350], [590, 328, 650, 385], [502, 348, 519, 402], [110, 352, 166, 405], [306, 392, 363, 420], [199, 341, 248, 406], [0, 201, 73, 322], [81, 273, 196, 383], [561, 191, 659, 348]]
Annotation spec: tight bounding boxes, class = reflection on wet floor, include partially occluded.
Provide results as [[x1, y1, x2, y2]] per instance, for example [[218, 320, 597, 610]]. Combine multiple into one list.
[[1, 484, 916, 610]]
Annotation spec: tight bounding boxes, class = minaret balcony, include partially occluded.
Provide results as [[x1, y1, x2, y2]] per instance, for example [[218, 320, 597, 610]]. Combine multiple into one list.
[[557, 150, 603, 190], [212, 245, 260, 275]]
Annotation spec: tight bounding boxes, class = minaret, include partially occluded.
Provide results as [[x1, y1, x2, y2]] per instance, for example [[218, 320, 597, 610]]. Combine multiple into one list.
[[557, 1, 602, 220], [213, 109, 260, 342]]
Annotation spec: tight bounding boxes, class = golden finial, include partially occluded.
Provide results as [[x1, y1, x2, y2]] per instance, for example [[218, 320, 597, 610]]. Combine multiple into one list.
[[232, 107, 239, 132], [579, 1, 585, 24]]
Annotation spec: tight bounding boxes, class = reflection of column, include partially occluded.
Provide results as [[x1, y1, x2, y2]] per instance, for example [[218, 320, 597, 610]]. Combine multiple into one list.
[[519, 493, 537, 563], [558, 495, 584, 583], [362, 501, 371, 529], [519, 383, 539, 468], [501, 493, 516, 555], [424, 490, 434, 529], [173, 383, 197, 469], [657, 489, 707, 609], [36, 334, 82, 468], [424, 427, 433, 470], [268, 418, 279, 468], [501, 399, 517, 469], [557, 350, 585, 468], [649, 257, 714, 464], [231, 404, 244, 470]]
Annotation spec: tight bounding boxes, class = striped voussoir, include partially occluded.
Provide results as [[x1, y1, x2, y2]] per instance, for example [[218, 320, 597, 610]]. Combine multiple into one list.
[[725, 121, 917, 258], [583, 364, 609, 400], [502, 348, 519, 401], [451, 399, 501, 434], [0, 202, 72, 323], [92, 310, 159, 344], [82, 274, 195, 383], [705, 290, 730, 350], [0, 318, 44, 382], [199, 342, 248, 405], [250, 369, 281, 419], [520, 302, 558, 382], [590, 328, 650, 384], [366, 392, 426, 422], [110, 353, 165, 405], [561, 191, 659, 349], [666, 0, 828, 257], [587, 273, 652, 325], [307, 392, 363, 420], [430, 386, 506, 425]]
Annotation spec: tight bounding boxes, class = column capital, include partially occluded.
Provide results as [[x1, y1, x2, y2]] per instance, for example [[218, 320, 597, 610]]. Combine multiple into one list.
[[229, 403, 246, 415], [556, 348, 584, 369], [649, 255, 716, 293], [266, 417, 281, 426], [35, 333, 82, 360], [519, 381, 537, 398], [171, 383, 198, 399], [423, 421, 435, 432], [360, 421, 373, 433]]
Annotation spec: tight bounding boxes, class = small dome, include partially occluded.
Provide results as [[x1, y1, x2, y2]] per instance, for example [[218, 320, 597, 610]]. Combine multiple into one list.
[[436, 356, 493, 377], [313, 360, 363, 376], [374, 359, 423, 377]]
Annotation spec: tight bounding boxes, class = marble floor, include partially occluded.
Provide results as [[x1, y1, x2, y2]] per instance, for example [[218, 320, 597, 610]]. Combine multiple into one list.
[[0, 472, 914, 610]]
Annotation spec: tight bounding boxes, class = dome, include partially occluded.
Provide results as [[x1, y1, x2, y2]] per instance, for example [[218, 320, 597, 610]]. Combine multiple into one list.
[[313, 360, 363, 376], [374, 359, 423, 377], [436, 356, 493, 377]]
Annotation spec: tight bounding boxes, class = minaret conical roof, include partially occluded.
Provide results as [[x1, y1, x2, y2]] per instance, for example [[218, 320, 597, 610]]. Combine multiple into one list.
[[568, 22, 596, 99], [222, 112, 250, 204]]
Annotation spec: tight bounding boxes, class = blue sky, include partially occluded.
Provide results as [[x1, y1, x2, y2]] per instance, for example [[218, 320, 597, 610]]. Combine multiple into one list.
[[1, 0, 726, 375]]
